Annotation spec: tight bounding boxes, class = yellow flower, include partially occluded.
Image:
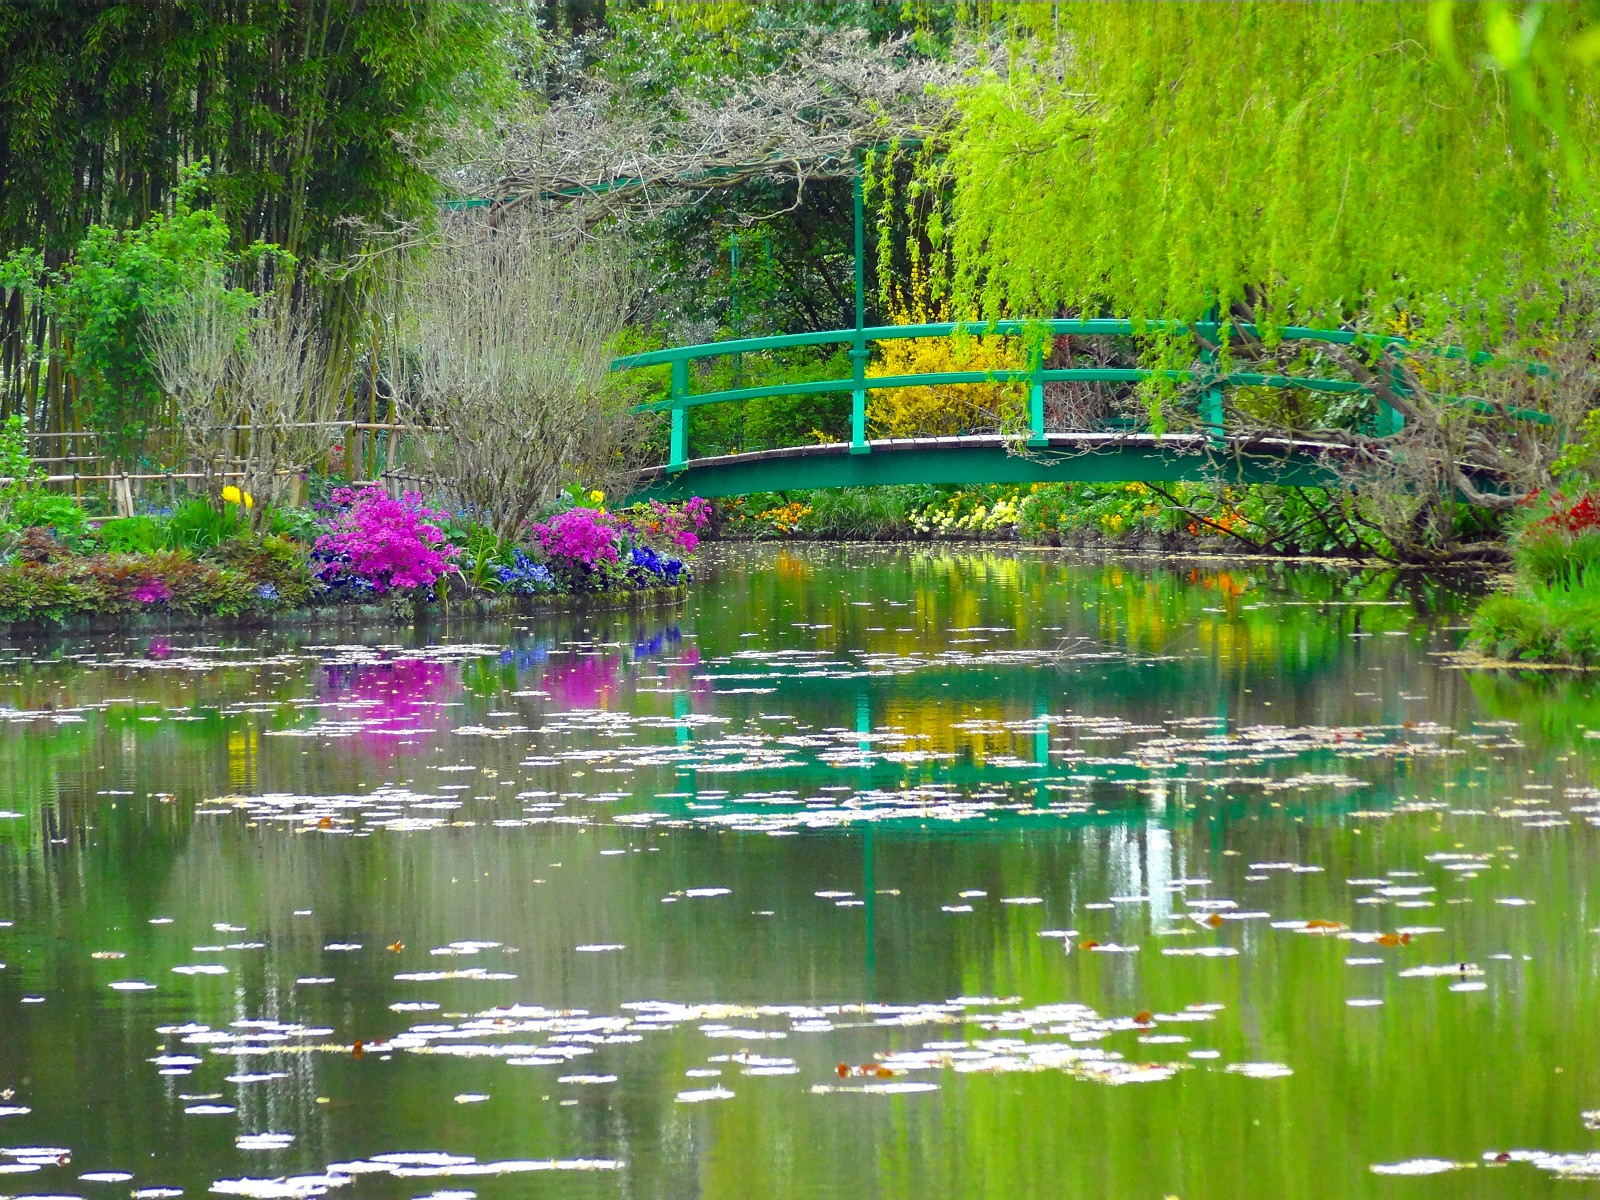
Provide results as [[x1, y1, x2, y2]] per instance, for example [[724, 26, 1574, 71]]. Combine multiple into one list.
[[221, 486, 254, 509], [589, 490, 605, 505]]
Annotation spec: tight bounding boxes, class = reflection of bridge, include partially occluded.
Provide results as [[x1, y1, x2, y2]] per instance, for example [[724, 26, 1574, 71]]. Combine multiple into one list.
[[613, 318, 1399, 502]]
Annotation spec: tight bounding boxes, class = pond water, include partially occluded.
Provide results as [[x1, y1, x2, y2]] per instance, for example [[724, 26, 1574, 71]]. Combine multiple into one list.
[[1, 544, 1599, 1199]]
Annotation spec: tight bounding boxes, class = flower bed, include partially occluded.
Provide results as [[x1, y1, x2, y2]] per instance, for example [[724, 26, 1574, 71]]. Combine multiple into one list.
[[0, 488, 710, 629], [714, 482, 1366, 554]]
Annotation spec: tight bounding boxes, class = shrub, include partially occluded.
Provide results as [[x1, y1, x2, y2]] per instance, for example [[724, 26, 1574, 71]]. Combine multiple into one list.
[[0, 550, 265, 622], [527, 506, 624, 570], [215, 534, 311, 607], [615, 497, 712, 553], [803, 487, 927, 538], [313, 487, 460, 595], [12, 490, 87, 543], [626, 544, 687, 586], [1472, 575, 1600, 666], [497, 550, 555, 594]]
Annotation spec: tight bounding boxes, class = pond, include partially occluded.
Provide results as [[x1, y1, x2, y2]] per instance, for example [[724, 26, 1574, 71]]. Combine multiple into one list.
[[1, 544, 1598, 1199]]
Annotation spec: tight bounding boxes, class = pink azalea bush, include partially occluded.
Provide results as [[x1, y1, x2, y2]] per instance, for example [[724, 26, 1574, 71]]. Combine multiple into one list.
[[130, 578, 173, 606], [314, 487, 460, 595], [642, 496, 711, 553], [526, 507, 625, 570]]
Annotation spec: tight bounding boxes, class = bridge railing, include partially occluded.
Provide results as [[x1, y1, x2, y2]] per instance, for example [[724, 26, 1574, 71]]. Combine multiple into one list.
[[610, 319, 1546, 473]]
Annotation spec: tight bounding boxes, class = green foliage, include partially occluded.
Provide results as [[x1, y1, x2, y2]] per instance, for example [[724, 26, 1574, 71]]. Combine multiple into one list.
[[215, 535, 312, 607], [48, 164, 266, 458], [95, 517, 164, 555], [11, 490, 87, 544], [715, 481, 1380, 554], [800, 485, 943, 539], [452, 521, 516, 591], [0, 416, 36, 484], [1472, 577, 1600, 666], [923, 3, 1596, 342], [267, 505, 322, 543], [0, 550, 265, 623], [683, 349, 853, 456], [165, 498, 242, 552], [1515, 527, 1600, 588], [0, 2, 521, 264]]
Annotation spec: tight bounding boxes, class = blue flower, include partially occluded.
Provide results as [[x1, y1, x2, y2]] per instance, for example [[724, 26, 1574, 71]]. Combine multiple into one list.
[[498, 550, 555, 594], [257, 583, 280, 603]]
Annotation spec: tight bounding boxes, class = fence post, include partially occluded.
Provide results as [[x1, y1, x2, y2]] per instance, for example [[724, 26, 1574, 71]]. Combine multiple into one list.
[[669, 358, 689, 471], [1028, 328, 1047, 447]]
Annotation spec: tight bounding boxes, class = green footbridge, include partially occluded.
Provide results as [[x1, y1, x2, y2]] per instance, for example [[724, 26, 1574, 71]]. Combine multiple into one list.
[[612, 317, 1412, 503]]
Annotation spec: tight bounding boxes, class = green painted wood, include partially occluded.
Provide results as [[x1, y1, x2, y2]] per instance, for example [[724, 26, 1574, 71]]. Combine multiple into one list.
[[626, 440, 1338, 502], [668, 359, 689, 470], [634, 367, 1378, 414], [850, 162, 870, 455], [610, 319, 1415, 369], [1198, 315, 1224, 447], [623, 318, 1551, 495], [1027, 331, 1046, 447]]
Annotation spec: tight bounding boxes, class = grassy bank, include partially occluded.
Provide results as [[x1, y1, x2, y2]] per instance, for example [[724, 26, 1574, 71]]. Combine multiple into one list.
[[1471, 492, 1600, 666]]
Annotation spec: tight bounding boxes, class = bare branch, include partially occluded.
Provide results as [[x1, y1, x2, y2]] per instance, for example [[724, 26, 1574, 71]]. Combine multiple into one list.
[[392, 212, 642, 540]]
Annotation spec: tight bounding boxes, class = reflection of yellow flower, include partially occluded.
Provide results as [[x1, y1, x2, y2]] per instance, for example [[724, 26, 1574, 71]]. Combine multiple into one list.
[[221, 486, 254, 509]]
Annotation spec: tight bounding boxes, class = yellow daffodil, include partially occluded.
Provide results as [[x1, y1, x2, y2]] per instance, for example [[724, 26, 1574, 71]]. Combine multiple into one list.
[[589, 490, 605, 505], [221, 486, 254, 509]]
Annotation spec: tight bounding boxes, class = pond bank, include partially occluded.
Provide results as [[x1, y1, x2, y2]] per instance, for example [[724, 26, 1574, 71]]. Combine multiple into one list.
[[0, 582, 688, 638]]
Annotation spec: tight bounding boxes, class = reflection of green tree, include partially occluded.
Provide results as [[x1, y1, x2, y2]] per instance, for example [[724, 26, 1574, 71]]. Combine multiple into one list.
[[1469, 670, 1600, 755]]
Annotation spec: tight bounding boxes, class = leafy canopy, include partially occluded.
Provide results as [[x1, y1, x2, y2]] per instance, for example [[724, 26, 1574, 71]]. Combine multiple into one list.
[[925, 2, 1599, 340]]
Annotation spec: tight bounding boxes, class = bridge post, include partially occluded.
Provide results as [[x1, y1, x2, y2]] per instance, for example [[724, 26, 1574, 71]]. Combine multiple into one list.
[[1377, 362, 1406, 435], [850, 161, 871, 455], [1028, 329, 1047, 447], [669, 358, 689, 471], [1198, 314, 1224, 447]]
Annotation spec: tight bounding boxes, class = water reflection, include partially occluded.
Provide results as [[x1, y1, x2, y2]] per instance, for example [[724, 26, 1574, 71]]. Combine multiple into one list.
[[0, 546, 1594, 1199]]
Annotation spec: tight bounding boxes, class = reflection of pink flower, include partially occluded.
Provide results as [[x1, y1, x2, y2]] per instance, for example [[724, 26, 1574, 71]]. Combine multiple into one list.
[[319, 658, 462, 757], [543, 654, 621, 708]]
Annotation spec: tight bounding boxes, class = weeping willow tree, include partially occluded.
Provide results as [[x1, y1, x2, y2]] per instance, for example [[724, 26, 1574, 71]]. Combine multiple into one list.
[[925, 1, 1597, 334], [874, 1, 1600, 560]]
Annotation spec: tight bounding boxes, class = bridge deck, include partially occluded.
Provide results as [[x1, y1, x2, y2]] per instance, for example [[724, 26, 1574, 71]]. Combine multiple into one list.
[[625, 432, 1347, 501]]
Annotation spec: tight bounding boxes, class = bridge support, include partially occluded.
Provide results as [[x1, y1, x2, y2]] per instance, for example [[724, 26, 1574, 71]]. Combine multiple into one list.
[[849, 159, 871, 455], [668, 359, 689, 471], [1028, 330, 1047, 447]]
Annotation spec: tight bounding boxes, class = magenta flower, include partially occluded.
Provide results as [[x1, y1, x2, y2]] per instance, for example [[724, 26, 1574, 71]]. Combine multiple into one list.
[[130, 578, 172, 606], [527, 507, 624, 570], [314, 487, 460, 594]]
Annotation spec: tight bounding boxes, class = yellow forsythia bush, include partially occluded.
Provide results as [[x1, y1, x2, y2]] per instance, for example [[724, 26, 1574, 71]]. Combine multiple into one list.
[[866, 297, 1026, 438]]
